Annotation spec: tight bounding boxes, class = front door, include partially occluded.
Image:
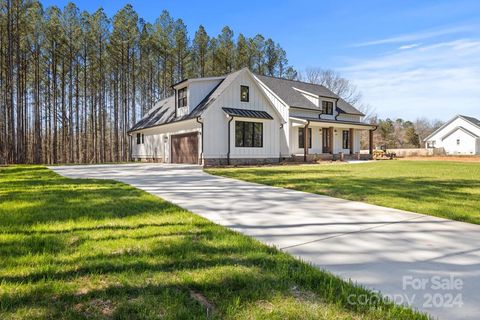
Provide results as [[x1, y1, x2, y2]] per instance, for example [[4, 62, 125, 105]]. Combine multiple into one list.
[[322, 128, 330, 153]]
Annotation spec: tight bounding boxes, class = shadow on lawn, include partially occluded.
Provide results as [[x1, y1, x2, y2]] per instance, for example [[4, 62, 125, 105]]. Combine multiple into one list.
[[0, 166, 428, 319], [0, 233, 426, 319], [0, 169, 184, 228]]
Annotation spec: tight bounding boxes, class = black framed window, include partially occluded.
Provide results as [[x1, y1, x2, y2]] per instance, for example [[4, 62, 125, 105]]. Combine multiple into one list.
[[177, 88, 187, 108], [240, 85, 249, 102], [322, 101, 334, 115], [343, 130, 350, 149], [457, 139, 460, 145], [141, 134, 145, 144], [298, 127, 312, 149], [136, 133, 141, 145], [235, 121, 263, 147]]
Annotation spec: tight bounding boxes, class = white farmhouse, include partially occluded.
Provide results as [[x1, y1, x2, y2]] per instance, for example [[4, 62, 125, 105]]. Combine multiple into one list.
[[424, 115, 480, 155], [129, 68, 376, 165]]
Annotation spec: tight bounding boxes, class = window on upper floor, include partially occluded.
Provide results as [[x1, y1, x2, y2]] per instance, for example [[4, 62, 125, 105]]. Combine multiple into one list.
[[177, 87, 187, 108], [298, 127, 312, 149], [457, 139, 460, 145], [322, 101, 334, 115], [240, 85, 249, 102]]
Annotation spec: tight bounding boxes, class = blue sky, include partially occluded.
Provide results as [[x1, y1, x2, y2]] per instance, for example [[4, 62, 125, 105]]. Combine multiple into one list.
[[42, 0, 480, 121]]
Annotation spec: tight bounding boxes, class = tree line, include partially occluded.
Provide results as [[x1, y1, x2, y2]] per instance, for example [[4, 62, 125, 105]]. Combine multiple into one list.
[[371, 117, 444, 149], [0, 0, 296, 164]]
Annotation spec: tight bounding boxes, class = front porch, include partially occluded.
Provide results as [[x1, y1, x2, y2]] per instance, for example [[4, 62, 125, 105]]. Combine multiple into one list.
[[290, 117, 376, 161]]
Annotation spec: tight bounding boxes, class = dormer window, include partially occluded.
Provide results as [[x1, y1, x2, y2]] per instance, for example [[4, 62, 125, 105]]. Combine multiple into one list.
[[322, 101, 333, 115], [178, 87, 187, 108], [240, 85, 249, 102]]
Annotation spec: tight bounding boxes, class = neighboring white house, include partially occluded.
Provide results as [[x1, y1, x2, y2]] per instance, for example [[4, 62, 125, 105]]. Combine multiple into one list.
[[129, 68, 376, 165], [424, 115, 480, 155]]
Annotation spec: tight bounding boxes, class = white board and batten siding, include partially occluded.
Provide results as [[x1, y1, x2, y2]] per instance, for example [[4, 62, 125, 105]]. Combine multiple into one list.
[[131, 120, 200, 162], [426, 116, 480, 155], [188, 79, 222, 114], [254, 75, 290, 156], [202, 70, 286, 159]]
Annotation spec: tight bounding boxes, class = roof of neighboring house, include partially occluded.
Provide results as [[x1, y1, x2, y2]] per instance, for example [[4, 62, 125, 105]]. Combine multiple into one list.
[[222, 107, 273, 120], [130, 68, 365, 132], [441, 126, 479, 140], [462, 115, 480, 127], [424, 115, 480, 141], [254, 74, 365, 116]]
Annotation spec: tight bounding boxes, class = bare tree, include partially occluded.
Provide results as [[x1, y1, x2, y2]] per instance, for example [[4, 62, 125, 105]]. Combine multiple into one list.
[[414, 118, 444, 147], [304, 67, 375, 120]]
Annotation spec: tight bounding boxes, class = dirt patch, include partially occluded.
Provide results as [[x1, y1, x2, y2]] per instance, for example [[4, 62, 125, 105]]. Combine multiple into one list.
[[75, 298, 117, 318], [399, 156, 480, 162]]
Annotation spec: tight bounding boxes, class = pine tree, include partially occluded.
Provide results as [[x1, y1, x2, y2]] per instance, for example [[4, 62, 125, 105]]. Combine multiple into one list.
[[192, 25, 208, 77], [0, 1, 295, 164], [235, 33, 250, 70], [218, 26, 234, 73]]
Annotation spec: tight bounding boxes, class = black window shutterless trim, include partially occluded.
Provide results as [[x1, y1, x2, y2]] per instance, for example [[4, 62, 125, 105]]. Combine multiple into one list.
[[240, 85, 249, 102], [235, 121, 263, 148]]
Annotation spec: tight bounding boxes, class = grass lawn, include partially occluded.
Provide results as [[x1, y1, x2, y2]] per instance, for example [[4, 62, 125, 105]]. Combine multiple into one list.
[[207, 160, 480, 225], [0, 166, 427, 319]]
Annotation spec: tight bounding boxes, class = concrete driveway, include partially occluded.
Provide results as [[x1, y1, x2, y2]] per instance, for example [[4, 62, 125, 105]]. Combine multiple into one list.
[[51, 163, 480, 320]]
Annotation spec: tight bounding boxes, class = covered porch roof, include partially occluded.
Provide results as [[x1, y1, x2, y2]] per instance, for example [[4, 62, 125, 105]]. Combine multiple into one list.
[[290, 116, 376, 130]]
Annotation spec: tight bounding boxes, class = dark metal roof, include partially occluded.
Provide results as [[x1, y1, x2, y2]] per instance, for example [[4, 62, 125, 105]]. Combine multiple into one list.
[[222, 107, 273, 120]]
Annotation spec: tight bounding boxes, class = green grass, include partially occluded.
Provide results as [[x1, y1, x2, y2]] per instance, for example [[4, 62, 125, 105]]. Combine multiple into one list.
[[206, 160, 480, 225], [0, 166, 427, 319]]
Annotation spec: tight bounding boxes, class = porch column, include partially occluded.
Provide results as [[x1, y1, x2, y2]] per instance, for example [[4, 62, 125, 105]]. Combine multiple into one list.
[[349, 128, 354, 154], [303, 123, 309, 162], [329, 127, 334, 154], [369, 129, 374, 155]]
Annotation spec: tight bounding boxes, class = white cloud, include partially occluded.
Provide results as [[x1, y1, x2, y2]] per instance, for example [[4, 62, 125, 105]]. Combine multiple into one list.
[[398, 43, 421, 50], [341, 39, 480, 120], [352, 25, 474, 47]]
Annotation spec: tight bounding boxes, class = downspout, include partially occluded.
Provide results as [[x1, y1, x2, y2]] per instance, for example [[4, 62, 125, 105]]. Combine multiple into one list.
[[227, 116, 234, 165], [196, 116, 204, 164], [129, 134, 132, 161], [174, 89, 177, 118]]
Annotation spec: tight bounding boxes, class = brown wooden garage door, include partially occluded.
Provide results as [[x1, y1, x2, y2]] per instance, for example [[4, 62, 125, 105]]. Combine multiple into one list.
[[171, 132, 199, 164]]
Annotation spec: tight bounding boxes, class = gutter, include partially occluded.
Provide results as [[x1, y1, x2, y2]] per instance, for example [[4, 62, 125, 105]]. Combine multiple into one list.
[[196, 116, 204, 164], [227, 116, 234, 165]]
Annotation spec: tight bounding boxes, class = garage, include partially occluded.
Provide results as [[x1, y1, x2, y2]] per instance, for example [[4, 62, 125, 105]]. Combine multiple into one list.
[[170, 132, 199, 164]]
